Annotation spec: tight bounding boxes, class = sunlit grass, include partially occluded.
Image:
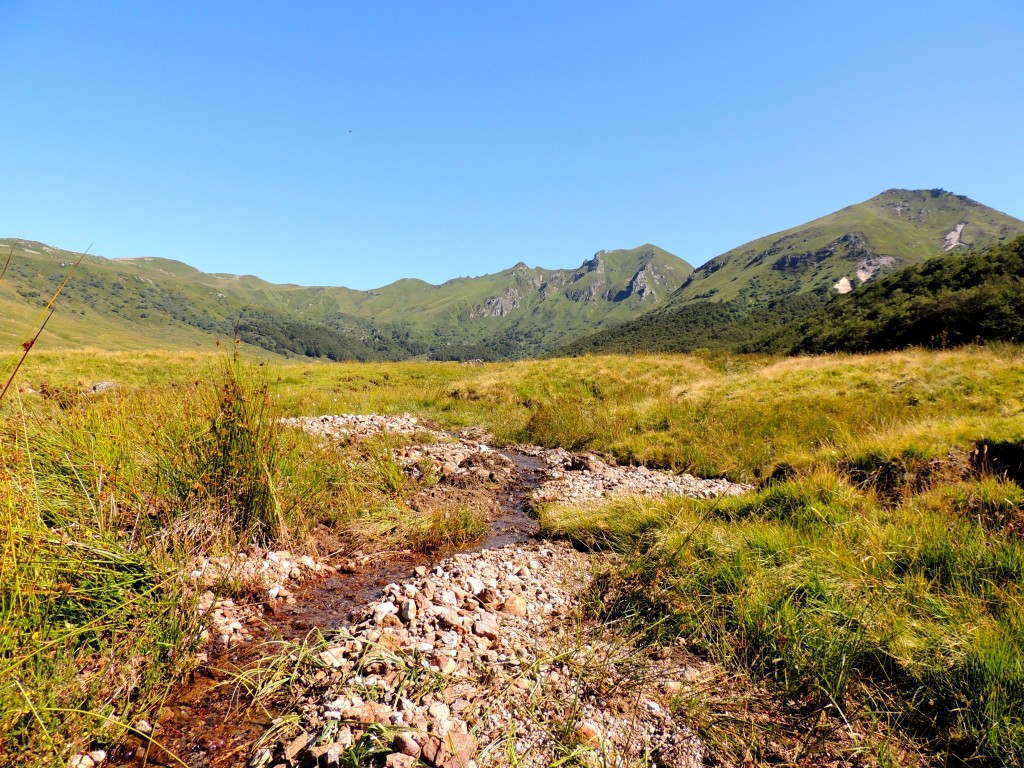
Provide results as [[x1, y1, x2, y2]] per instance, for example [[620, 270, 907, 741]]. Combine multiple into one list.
[[4, 344, 1024, 763], [542, 469, 1024, 765]]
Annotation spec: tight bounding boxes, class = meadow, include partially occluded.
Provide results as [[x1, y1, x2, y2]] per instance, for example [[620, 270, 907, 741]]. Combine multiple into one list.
[[1, 345, 1023, 765]]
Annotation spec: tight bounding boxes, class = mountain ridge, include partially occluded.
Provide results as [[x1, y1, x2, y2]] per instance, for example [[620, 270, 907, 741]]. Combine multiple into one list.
[[0, 239, 692, 360], [6, 189, 1023, 361], [561, 189, 1024, 356]]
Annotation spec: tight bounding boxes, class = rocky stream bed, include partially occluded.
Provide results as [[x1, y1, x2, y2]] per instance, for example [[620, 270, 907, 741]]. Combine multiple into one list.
[[103, 415, 751, 768]]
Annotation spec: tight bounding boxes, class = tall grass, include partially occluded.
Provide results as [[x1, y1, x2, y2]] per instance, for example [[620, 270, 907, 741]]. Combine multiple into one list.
[[0, 391, 201, 766], [542, 470, 1024, 765], [5, 345, 1024, 763], [163, 352, 285, 545]]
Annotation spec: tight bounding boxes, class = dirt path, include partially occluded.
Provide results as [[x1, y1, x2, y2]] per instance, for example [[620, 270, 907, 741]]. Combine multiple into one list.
[[106, 416, 748, 768]]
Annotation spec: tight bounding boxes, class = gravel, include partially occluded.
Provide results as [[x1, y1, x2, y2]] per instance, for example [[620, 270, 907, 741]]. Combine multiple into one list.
[[257, 541, 705, 768]]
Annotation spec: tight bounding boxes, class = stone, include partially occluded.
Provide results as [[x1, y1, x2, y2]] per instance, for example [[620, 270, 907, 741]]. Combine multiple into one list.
[[283, 731, 312, 762], [441, 733, 478, 768], [394, 732, 421, 757], [386, 753, 417, 768], [319, 647, 345, 668], [440, 630, 459, 647], [342, 702, 392, 724], [421, 735, 447, 765], [309, 743, 335, 759], [428, 702, 451, 721], [326, 744, 343, 765], [500, 596, 528, 616], [435, 608, 461, 629], [472, 621, 499, 641], [374, 601, 398, 624], [575, 720, 602, 748]]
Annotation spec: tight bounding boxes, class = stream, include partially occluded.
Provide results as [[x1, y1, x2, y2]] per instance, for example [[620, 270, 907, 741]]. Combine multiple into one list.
[[109, 451, 544, 768]]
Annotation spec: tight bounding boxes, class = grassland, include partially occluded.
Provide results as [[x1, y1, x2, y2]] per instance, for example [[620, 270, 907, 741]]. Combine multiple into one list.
[[3, 346, 1024, 765]]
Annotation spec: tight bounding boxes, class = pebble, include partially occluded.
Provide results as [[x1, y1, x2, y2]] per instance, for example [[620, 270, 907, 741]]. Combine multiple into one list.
[[262, 540, 705, 768], [280, 413, 444, 443]]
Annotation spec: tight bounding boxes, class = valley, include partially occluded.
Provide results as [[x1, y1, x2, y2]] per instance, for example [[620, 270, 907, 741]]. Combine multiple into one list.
[[4, 189, 1024, 767]]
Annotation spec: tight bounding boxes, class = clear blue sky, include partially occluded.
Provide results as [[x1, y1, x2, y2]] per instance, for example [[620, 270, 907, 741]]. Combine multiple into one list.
[[2, 1, 1022, 290]]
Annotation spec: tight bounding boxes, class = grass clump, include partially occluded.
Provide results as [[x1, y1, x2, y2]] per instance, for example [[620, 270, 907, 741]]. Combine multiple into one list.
[[0, 392, 200, 766], [543, 471, 1024, 765], [164, 352, 285, 545]]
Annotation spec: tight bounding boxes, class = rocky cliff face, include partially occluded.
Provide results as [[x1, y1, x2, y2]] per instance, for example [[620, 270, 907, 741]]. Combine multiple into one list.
[[610, 262, 662, 302], [469, 286, 522, 318], [469, 249, 683, 316]]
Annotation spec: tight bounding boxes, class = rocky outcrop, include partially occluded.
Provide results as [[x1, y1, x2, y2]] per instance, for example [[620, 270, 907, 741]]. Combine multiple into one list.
[[584, 250, 606, 274], [608, 262, 663, 303], [855, 254, 896, 282], [771, 232, 878, 275], [943, 222, 967, 251], [469, 286, 522, 318], [563, 281, 605, 302]]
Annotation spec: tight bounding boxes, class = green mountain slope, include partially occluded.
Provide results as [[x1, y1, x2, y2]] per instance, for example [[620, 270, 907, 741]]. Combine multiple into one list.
[[0, 240, 692, 360], [673, 188, 1024, 306], [754, 235, 1024, 353], [562, 189, 1024, 355]]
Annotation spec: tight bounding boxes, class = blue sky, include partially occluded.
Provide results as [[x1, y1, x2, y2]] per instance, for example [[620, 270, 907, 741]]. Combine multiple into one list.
[[2, 1, 1022, 289]]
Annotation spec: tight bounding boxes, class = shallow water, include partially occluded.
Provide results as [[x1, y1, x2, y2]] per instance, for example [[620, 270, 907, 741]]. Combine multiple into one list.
[[110, 450, 542, 767]]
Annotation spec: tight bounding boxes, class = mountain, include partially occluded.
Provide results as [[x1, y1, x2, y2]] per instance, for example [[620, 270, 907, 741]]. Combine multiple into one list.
[[0, 240, 692, 360], [559, 189, 1024, 355], [754, 234, 1024, 354]]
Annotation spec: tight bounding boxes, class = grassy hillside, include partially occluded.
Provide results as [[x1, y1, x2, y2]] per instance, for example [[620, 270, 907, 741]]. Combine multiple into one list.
[[564, 189, 1024, 355], [0, 239, 692, 360], [672, 188, 1024, 306], [757, 234, 1024, 353]]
